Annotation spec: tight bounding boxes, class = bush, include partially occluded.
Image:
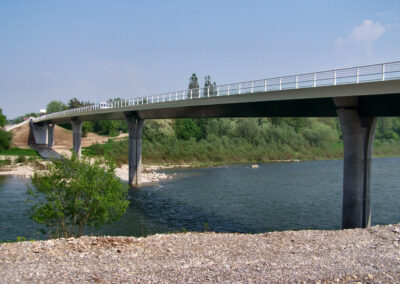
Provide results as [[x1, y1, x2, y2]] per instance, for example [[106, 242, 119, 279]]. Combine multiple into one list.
[[302, 122, 338, 147], [0, 129, 12, 151], [16, 156, 27, 163], [27, 155, 129, 238], [0, 159, 12, 166]]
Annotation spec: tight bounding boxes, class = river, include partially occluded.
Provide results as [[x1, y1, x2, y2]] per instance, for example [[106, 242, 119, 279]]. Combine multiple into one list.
[[1, 157, 399, 240]]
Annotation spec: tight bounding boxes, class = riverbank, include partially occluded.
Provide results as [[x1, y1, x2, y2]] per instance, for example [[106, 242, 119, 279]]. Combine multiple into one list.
[[0, 223, 399, 283], [0, 163, 174, 185]]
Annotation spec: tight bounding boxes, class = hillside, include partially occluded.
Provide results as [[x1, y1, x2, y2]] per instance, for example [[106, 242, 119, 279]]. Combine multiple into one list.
[[9, 122, 114, 150]]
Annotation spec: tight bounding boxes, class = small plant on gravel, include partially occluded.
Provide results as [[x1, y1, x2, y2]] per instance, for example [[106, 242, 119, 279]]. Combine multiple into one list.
[[0, 159, 12, 166], [16, 156, 27, 163], [27, 155, 130, 238]]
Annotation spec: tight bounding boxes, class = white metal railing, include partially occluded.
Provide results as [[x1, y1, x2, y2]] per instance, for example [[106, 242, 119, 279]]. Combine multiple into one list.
[[34, 61, 400, 123]]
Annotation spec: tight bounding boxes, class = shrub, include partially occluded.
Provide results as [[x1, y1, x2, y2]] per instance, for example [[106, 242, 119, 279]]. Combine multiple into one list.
[[0, 129, 12, 152], [0, 159, 12, 166], [27, 155, 129, 238], [16, 156, 27, 164]]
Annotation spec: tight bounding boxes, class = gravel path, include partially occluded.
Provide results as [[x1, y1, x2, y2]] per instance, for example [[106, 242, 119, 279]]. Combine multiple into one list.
[[1, 224, 399, 283]]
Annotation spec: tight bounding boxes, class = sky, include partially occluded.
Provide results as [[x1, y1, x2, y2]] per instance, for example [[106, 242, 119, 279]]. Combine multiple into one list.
[[1, 0, 400, 119]]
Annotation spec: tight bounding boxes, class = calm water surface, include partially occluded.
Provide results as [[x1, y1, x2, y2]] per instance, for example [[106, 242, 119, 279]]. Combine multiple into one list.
[[1, 157, 399, 240]]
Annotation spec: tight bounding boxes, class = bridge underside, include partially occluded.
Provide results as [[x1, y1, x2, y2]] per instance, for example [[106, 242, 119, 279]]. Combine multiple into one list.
[[42, 93, 400, 124]]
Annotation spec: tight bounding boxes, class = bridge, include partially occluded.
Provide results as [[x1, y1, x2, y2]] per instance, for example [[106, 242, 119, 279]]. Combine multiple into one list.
[[31, 61, 400, 229]]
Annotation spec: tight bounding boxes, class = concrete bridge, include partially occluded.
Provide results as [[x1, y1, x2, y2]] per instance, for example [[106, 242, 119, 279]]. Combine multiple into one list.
[[31, 61, 400, 229]]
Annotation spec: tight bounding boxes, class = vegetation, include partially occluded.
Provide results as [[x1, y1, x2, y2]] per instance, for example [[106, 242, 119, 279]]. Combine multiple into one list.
[[9, 112, 39, 124], [0, 108, 12, 152], [27, 155, 129, 238], [0, 159, 12, 166], [0, 147, 39, 156], [46, 100, 68, 114], [82, 116, 400, 165]]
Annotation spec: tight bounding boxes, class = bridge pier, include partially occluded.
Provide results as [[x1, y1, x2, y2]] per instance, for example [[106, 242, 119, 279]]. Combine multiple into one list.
[[29, 119, 48, 145], [334, 97, 377, 229], [125, 116, 144, 187], [47, 123, 55, 148], [71, 120, 82, 158]]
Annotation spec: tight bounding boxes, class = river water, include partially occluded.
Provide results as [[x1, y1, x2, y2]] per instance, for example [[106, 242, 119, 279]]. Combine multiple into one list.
[[1, 158, 399, 240]]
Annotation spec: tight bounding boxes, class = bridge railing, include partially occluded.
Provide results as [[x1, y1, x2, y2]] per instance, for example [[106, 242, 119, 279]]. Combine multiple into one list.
[[34, 61, 400, 122]]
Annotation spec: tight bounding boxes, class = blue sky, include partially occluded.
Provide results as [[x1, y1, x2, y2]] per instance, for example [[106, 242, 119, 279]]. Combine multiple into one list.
[[1, 0, 400, 118]]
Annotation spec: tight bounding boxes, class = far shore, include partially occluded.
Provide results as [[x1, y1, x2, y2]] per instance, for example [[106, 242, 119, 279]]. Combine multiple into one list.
[[1, 154, 400, 185], [0, 163, 175, 185]]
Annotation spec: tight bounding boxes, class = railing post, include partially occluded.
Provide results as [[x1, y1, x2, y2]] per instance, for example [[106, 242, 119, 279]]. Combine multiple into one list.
[[313, 73, 317, 87], [356, 67, 360, 83], [264, 79, 267, 92], [279, 78, 282, 90], [176, 92, 178, 101], [227, 85, 230, 96], [190, 89, 192, 99], [217, 86, 219, 96], [238, 83, 241, 94], [207, 87, 210, 97], [334, 70, 337, 85], [142, 98, 143, 104], [382, 64, 385, 81], [295, 75, 299, 89], [251, 81, 254, 93]]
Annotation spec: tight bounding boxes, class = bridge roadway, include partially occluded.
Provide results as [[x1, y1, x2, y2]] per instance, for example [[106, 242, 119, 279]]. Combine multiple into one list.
[[30, 61, 400, 229]]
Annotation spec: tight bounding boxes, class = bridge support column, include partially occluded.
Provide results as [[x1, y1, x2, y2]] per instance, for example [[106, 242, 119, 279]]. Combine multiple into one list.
[[71, 120, 82, 158], [125, 116, 144, 187], [47, 123, 55, 148], [334, 97, 377, 229], [29, 119, 48, 145]]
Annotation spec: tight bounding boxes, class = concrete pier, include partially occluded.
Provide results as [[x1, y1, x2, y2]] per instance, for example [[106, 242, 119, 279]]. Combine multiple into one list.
[[71, 120, 83, 158], [47, 123, 55, 148], [29, 120, 48, 145], [125, 116, 144, 187], [334, 97, 377, 229]]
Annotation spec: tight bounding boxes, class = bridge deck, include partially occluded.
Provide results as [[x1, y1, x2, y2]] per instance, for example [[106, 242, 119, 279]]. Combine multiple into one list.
[[33, 61, 400, 124]]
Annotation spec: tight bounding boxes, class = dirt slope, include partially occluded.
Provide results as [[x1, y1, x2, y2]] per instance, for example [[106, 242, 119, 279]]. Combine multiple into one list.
[[10, 122, 113, 149]]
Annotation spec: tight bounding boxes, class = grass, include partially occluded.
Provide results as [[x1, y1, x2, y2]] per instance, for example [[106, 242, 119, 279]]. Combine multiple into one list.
[[81, 137, 400, 168], [0, 159, 12, 166], [0, 148, 39, 156]]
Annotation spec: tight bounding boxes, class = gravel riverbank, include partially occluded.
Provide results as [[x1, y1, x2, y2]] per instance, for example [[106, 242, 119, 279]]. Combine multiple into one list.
[[1, 224, 399, 283]]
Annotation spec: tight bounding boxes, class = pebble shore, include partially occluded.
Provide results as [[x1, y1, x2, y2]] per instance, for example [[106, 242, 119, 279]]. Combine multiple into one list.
[[1, 224, 399, 283]]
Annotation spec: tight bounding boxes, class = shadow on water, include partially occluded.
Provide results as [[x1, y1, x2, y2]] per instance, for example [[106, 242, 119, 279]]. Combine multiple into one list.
[[100, 184, 258, 237]]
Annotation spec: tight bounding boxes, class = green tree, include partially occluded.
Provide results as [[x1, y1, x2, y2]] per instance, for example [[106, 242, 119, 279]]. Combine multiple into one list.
[[203, 75, 217, 97], [68, 98, 91, 109], [0, 109, 12, 151], [0, 108, 6, 127], [0, 129, 12, 151], [46, 100, 68, 114], [188, 73, 200, 98], [12, 112, 39, 124], [27, 156, 129, 238], [174, 118, 202, 140], [82, 121, 93, 137]]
